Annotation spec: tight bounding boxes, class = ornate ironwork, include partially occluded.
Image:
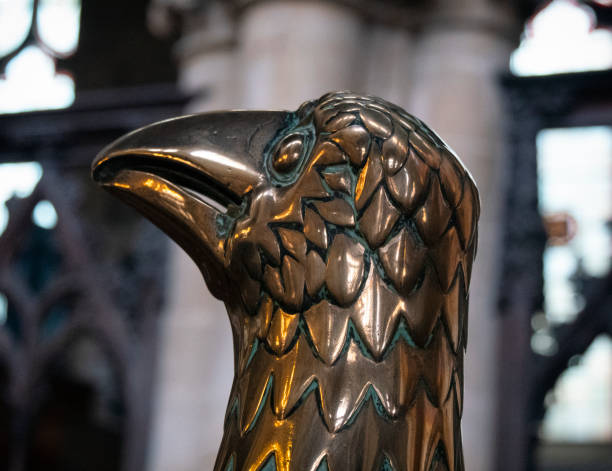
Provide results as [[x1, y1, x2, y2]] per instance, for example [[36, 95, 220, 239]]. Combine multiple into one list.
[[0, 173, 154, 470], [1, 0, 42, 72], [498, 69, 612, 471], [0, 0, 80, 75], [0, 85, 188, 471], [93, 91, 480, 471]]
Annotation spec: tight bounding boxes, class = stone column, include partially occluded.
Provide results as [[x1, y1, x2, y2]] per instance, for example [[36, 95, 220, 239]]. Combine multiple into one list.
[[146, 4, 238, 471], [147, 244, 233, 471], [407, 2, 519, 470], [147, 2, 364, 470], [360, 23, 415, 109], [145, 1, 521, 470], [235, 0, 363, 108]]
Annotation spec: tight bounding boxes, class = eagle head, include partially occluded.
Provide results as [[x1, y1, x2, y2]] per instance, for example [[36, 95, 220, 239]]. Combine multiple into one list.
[[93, 91, 479, 471]]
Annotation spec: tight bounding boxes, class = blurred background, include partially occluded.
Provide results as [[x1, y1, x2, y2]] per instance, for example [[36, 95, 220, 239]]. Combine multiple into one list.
[[0, 0, 610, 470]]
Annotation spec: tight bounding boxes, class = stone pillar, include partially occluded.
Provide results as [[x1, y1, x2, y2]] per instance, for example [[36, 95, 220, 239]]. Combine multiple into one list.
[[360, 23, 415, 109], [235, 1, 363, 108], [147, 2, 364, 470], [145, 1, 521, 470], [407, 2, 519, 470], [147, 244, 233, 471], [146, 4, 238, 471], [175, 2, 238, 112]]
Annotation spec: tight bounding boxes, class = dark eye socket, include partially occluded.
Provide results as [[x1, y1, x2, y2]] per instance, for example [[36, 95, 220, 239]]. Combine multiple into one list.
[[272, 134, 304, 173]]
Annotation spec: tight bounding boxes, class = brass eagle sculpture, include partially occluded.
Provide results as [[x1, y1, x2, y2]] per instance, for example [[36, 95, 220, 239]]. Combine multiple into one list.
[[92, 92, 479, 471]]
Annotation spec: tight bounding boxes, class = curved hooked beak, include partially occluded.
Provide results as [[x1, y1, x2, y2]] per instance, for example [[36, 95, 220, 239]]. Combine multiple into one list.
[[91, 110, 289, 298]]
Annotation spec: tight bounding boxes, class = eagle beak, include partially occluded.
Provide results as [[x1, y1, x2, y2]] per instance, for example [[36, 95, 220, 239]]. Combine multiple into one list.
[[91, 110, 289, 299]]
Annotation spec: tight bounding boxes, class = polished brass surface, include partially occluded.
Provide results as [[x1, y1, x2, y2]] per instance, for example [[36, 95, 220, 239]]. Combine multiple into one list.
[[92, 92, 480, 471]]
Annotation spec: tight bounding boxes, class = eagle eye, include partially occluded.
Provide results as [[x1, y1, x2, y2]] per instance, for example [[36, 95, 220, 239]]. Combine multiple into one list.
[[272, 134, 304, 173]]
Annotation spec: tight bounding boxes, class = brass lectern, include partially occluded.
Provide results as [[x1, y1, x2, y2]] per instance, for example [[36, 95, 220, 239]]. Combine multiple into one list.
[[92, 92, 479, 471]]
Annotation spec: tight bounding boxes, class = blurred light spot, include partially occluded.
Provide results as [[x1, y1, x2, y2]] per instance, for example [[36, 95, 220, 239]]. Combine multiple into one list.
[[37, 0, 82, 56], [32, 199, 57, 229], [532, 331, 559, 356], [538, 126, 612, 324], [0, 46, 75, 113], [0, 162, 43, 234], [0, 0, 32, 57], [0, 292, 6, 325], [541, 335, 612, 442], [511, 0, 612, 75], [544, 390, 556, 408], [531, 311, 549, 331], [568, 354, 581, 368]]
